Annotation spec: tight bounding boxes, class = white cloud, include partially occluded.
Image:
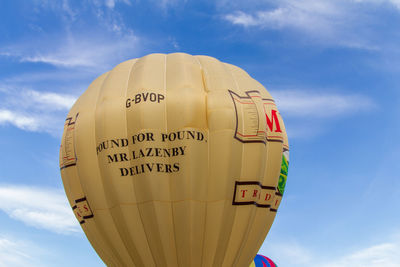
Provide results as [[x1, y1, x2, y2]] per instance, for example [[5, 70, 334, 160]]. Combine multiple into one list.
[[0, 0, 141, 136], [0, 110, 39, 132], [105, 0, 116, 9], [104, 0, 131, 9], [222, 0, 381, 49], [1, 1, 141, 71], [1, 69, 94, 88], [224, 1, 342, 31], [0, 108, 64, 135], [159, 0, 181, 8], [25, 90, 76, 110], [390, 0, 400, 8], [225, 1, 340, 32], [320, 242, 400, 267], [271, 90, 375, 118], [6, 32, 139, 70], [0, 88, 76, 135], [268, 90, 376, 139], [225, 11, 258, 27], [61, 0, 78, 21], [354, 0, 400, 9], [260, 235, 400, 267], [0, 108, 66, 136], [0, 185, 80, 234], [149, 0, 187, 11], [0, 237, 38, 267]]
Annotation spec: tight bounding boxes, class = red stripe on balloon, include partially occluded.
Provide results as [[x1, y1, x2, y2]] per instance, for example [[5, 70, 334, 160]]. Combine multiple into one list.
[[261, 255, 276, 267]]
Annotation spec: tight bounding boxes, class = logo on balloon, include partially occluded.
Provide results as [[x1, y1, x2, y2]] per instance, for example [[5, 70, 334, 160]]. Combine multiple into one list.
[[232, 181, 282, 211], [278, 151, 289, 195], [72, 196, 94, 224], [229, 90, 284, 144], [60, 113, 79, 170]]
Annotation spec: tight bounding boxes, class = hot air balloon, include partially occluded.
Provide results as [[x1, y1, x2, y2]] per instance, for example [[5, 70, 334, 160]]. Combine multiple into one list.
[[60, 53, 289, 266], [250, 254, 278, 267]]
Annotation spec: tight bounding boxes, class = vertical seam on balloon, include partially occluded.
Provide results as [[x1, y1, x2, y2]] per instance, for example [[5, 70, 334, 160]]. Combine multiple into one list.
[[124, 58, 157, 267], [194, 55, 208, 267], [226, 64, 250, 267], [165, 54, 180, 266], [194, 56, 208, 267], [92, 71, 126, 266], [214, 63, 239, 266], [102, 63, 140, 266], [85, 72, 121, 266], [98, 65, 145, 266], [72, 94, 103, 263], [188, 54, 194, 267], [122, 59, 149, 266]]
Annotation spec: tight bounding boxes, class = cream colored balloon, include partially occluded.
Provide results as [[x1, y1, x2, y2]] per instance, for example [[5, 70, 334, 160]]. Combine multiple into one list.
[[59, 53, 289, 267]]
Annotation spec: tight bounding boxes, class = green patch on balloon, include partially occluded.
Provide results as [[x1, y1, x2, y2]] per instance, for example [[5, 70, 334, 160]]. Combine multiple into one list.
[[278, 154, 289, 195]]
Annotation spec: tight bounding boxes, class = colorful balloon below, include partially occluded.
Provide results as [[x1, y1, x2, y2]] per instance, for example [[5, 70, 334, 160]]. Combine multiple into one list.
[[250, 254, 278, 267]]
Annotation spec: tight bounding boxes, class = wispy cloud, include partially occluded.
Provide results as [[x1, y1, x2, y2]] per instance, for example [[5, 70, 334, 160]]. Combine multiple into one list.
[[354, 0, 400, 10], [222, 0, 388, 49], [0, 110, 40, 132], [261, 234, 400, 266], [0, 185, 80, 234], [271, 90, 375, 118], [224, 1, 340, 31], [320, 242, 400, 267], [0, 237, 42, 267], [104, 0, 132, 9], [3, 32, 139, 70], [1, 69, 91, 85], [0, 88, 76, 135], [388, 0, 400, 9], [269, 90, 376, 139], [0, 1, 142, 136], [1, 0, 140, 71], [225, 11, 258, 27], [154, 0, 187, 10], [25, 90, 76, 110]]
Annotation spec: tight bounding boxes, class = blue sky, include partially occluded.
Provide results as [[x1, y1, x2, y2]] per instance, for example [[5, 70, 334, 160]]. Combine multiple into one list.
[[1, 0, 400, 266]]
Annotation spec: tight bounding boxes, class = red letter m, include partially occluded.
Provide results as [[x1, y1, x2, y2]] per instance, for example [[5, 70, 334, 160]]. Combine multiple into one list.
[[265, 109, 282, 133]]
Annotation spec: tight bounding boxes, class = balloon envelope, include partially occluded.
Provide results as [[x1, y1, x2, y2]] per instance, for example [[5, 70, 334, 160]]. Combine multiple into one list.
[[60, 53, 289, 266], [250, 254, 278, 267]]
